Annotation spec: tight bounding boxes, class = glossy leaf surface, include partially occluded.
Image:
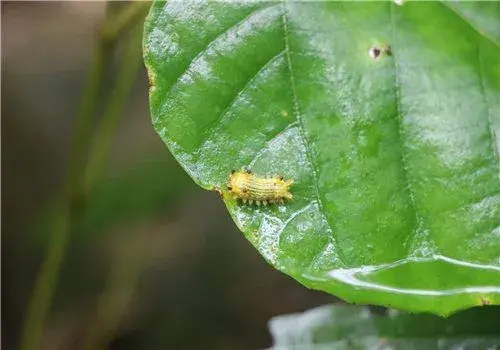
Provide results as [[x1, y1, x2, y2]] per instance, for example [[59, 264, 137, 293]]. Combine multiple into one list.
[[143, 1, 500, 315], [268, 304, 500, 349]]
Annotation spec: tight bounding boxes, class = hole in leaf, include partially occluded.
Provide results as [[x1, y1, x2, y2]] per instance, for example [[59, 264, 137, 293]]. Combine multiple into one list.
[[369, 45, 392, 61], [369, 47, 382, 60]]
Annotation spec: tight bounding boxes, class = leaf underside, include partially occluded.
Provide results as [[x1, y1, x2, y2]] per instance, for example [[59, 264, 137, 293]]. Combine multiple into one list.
[[144, 1, 500, 316]]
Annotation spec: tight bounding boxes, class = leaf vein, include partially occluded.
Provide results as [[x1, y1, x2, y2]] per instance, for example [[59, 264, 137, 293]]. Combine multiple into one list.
[[195, 49, 286, 151], [276, 201, 317, 242], [162, 2, 281, 103], [390, 4, 423, 256], [248, 121, 299, 168], [476, 40, 500, 177], [281, 2, 344, 263]]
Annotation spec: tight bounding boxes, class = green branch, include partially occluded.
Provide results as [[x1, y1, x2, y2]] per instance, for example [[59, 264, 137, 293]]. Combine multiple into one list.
[[85, 25, 144, 192], [19, 3, 150, 350]]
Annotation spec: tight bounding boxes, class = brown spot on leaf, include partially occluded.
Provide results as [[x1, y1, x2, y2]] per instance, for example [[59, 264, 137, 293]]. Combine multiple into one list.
[[385, 45, 392, 56], [212, 186, 224, 198], [148, 70, 157, 94], [369, 44, 392, 61], [369, 47, 382, 60], [480, 296, 491, 305]]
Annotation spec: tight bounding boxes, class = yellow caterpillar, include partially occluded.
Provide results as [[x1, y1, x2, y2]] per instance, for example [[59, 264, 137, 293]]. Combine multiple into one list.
[[227, 169, 294, 205]]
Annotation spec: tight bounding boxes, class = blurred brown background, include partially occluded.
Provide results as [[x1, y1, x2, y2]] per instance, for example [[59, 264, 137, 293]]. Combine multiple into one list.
[[1, 2, 334, 349]]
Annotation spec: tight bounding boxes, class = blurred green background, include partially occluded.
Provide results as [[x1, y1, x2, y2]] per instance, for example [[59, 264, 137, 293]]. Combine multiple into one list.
[[1, 2, 335, 349]]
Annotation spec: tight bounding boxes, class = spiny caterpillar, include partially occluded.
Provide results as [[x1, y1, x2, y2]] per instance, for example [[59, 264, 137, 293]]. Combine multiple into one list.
[[227, 168, 294, 206]]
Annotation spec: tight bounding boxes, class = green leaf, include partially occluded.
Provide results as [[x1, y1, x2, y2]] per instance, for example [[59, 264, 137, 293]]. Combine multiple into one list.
[[143, 1, 500, 315], [268, 304, 500, 349]]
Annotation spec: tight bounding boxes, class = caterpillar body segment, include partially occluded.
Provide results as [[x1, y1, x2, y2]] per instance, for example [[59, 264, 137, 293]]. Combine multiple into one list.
[[228, 170, 294, 205]]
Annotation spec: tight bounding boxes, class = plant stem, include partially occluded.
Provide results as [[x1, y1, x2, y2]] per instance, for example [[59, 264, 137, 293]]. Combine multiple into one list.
[[19, 3, 150, 350], [20, 35, 110, 350], [102, 1, 150, 44], [85, 25, 144, 192]]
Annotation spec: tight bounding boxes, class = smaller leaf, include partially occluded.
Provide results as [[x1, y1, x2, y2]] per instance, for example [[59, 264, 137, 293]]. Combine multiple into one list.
[[268, 304, 500, 350]]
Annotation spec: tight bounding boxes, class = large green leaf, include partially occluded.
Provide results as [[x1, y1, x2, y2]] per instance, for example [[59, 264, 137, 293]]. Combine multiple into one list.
[[268, 304, 500, 349], [143, 1, 500, 315]]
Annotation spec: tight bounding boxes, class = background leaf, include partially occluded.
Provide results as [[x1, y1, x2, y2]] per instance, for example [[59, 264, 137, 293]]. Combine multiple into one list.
[[268, 304, 500, 350], [143, 1, 500, 315]]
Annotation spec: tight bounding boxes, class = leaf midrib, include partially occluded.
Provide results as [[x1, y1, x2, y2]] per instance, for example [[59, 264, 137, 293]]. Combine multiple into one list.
[[281, 1, 346, 265], [389, 2, 421, 259]]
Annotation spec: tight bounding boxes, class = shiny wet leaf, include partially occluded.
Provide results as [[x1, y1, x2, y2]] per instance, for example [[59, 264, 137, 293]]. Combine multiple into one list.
[[143, 1, 500, 315]]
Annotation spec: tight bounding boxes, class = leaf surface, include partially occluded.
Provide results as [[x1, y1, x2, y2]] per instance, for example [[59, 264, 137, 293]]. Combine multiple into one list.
[[143, 1, 500, 315], [268, 304, 500, 349]]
